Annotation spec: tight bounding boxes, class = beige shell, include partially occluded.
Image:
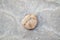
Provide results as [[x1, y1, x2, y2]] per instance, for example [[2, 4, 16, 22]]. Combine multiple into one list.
[[21, 14, 37, 30]]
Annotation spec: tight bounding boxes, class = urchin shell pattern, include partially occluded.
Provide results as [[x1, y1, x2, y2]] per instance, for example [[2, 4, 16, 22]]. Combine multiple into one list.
[[22, 14, 37, 30]]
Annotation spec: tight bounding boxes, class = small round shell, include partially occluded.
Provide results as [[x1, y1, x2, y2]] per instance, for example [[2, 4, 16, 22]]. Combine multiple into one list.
[[22, 14, 37, 30]]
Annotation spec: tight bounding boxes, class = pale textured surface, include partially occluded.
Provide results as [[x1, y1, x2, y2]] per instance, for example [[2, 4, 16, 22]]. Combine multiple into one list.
[[0, 0, 60, 40]]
